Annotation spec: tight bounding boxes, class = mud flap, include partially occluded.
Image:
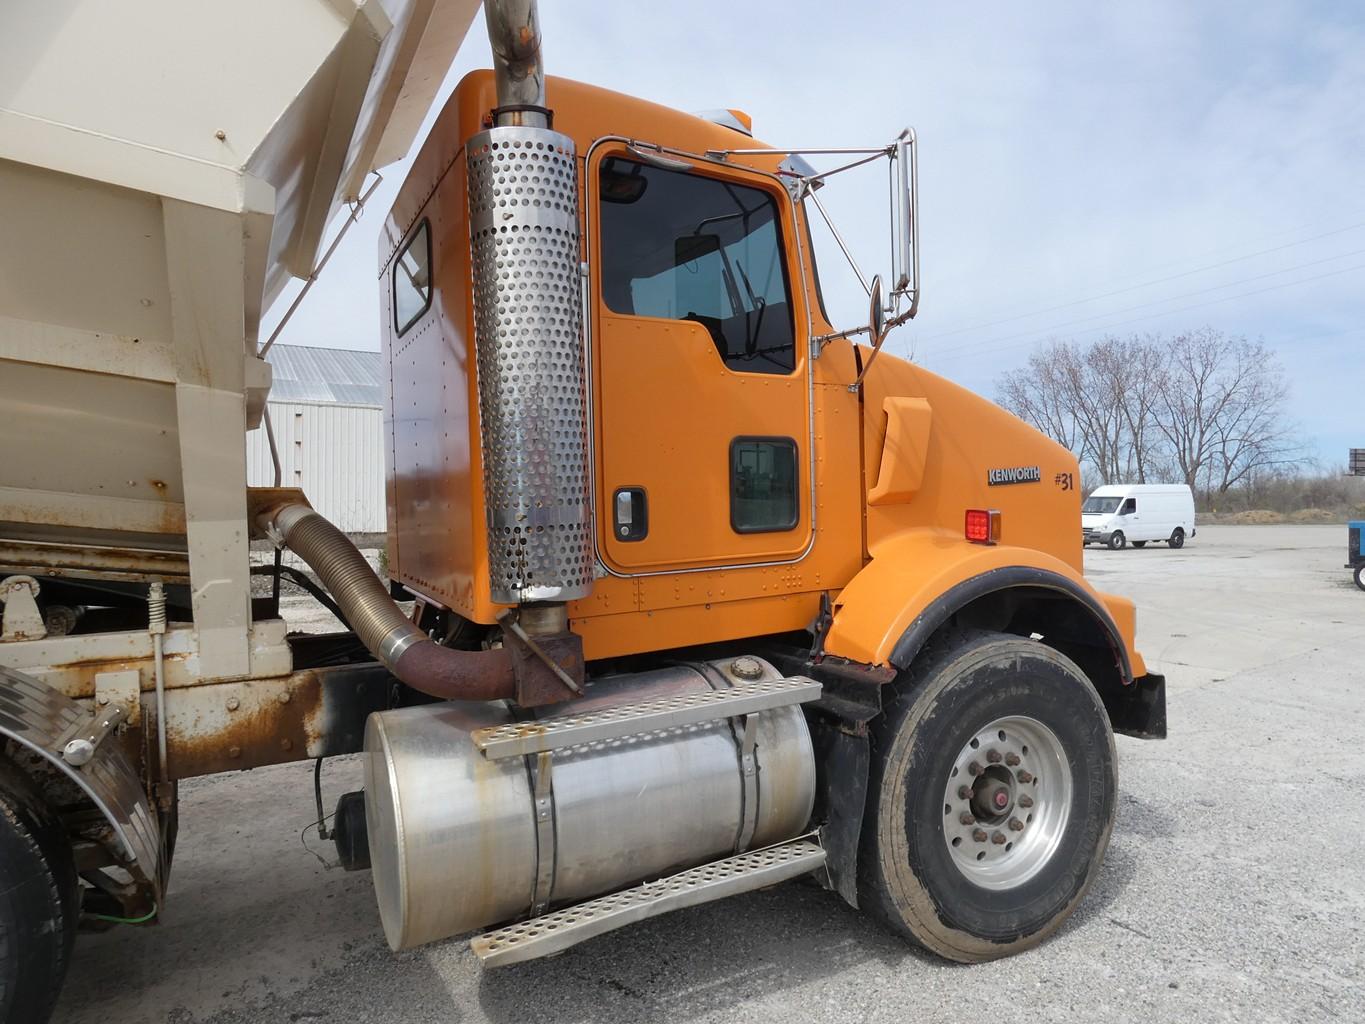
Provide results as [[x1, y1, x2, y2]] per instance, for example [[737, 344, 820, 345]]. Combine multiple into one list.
[[808, 718, 869, 908], [1108, 671, 1167, 740]]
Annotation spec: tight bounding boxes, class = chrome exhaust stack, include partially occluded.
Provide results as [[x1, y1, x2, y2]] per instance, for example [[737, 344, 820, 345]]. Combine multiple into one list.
[[484, 0, 547, 127], [468, 0, 592, 613]]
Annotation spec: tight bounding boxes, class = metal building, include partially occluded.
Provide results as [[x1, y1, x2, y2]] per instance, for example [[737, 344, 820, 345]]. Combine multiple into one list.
[[246, 344, 385, 533]]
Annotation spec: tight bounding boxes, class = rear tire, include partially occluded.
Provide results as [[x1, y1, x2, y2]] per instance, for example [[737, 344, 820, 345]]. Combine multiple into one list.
[[0, 760, 78, 1024], [1354, 565, 1365, 592], [1107, 532, 1126, 550], [1131, 541, 1147, 549], [859, 631, 1117, 962], [1169, 528, 1185, 549]]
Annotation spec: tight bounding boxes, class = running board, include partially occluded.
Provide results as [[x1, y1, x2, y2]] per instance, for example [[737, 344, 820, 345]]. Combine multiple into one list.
[[470, 676, 821, 759], [470, 838, 827, 967]]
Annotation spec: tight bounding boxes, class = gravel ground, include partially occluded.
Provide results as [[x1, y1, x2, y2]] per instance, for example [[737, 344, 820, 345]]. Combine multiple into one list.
[[54, 525, 1365, 1023]]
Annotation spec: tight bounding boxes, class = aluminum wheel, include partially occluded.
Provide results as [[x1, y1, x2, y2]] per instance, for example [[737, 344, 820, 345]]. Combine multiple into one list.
[[941, 715, 1073, 891]]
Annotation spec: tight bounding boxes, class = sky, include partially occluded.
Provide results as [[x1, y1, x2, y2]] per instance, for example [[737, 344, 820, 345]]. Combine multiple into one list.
[[261, 0, 1365, 466]]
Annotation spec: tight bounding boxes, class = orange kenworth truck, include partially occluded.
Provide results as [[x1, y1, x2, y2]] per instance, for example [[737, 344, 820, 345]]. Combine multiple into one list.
[[0, 2, 1163, 1018]]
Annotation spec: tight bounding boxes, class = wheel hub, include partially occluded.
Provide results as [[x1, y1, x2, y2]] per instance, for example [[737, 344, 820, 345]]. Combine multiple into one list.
[[970, 769, 1014, 822], [941, 715, 1074, 891]]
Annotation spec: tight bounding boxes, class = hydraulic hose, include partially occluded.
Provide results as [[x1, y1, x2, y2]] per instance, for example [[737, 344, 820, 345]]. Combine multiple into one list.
[[259, 504, 515, 701]]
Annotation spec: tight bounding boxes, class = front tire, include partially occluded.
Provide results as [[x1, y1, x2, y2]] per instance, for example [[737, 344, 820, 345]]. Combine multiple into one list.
[[1169, 528, 1185, 549], [1107, 532, 1126, 550], [1354, 565, 1365, 592], [0, 760, 78, 1024], [859, 631, 1117, 962]]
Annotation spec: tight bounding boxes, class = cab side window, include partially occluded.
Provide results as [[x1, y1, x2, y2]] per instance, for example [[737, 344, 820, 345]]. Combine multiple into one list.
[[598, 157, 795, 374], [1120, 498, 1137, 515], [393, 220, 432, 336]]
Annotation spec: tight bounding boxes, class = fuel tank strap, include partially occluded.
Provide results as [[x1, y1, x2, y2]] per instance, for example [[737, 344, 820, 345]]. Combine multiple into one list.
[[688, 661, 761, 854]]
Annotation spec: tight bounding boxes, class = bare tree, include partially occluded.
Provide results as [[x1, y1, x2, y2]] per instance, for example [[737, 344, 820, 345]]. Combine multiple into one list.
[[1109, 336, 1165, 483], [998, 338, 1146, 485], [997, 342, 1084, 456], [1154, 328, 1296, 494], [998, 327, 1299, 497]]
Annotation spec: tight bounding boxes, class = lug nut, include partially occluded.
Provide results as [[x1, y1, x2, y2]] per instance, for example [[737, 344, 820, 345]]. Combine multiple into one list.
[[959, 812, 976, 826], [225, 696, 240, 711], [1018, 794, 1034, 808], [968, 761, 983, 776], [957, 785, 973, 800], [972, 829, 988, 843], [1016, 770, 1034, 784], [1005, 752, 1021, 766], [991, 831, 1007, 845], [986, 749, 1002, 764], [1009, 817, 1025, 832]]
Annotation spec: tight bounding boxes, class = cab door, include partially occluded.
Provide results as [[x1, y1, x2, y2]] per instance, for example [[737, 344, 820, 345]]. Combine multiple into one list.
[[588, 146, 812, 574]]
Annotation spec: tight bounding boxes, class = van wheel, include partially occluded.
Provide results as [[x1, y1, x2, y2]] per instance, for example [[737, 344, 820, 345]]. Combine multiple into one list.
[[1107, 532, 1126, 550], [1169, 528, 1185, 549], [859, 631, 1117, 962], [1131, 541, 1146, 549], [0, 760, 78, 1024]]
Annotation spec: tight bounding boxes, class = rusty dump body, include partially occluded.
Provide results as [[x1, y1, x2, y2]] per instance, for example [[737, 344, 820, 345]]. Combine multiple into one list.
[[379, 71, 1151, 684]]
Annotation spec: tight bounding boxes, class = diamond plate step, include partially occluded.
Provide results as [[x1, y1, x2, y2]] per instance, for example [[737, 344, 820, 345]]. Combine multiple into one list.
[[470, 837, 827, 967], [470, 676, 821, 759]]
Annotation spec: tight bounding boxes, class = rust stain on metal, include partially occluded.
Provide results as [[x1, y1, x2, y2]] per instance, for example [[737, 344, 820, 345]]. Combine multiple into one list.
[[46, 651, 193, 700], [166, 673, 325, 778]]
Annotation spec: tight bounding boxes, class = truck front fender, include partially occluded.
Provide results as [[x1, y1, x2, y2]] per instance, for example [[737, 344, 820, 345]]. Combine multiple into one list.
[[823, 528, 1143, 682]]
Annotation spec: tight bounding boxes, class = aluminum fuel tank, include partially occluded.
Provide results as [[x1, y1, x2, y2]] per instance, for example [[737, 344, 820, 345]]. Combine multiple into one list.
[[363, 656, 815, 950]]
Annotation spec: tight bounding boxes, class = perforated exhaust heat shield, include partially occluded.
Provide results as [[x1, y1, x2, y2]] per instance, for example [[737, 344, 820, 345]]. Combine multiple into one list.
[[468, 126, 593, 605]]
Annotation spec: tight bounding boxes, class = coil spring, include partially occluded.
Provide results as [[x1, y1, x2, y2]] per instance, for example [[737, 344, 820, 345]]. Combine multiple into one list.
[[147, 580, 166, 633]]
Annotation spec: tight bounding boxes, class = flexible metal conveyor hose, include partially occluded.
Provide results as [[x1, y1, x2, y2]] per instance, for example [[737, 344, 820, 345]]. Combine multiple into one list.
[[260, 504, 515, 701]]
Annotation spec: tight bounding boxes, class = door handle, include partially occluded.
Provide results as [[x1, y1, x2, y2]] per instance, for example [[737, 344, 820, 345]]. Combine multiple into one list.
[[613, 487, 648, 542]]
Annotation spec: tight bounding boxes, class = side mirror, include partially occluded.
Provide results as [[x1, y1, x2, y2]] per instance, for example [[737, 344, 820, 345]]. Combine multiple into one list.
[[848, 275, 889, 392], [868, 274, 886, 344], [893, 129, 920, 318]]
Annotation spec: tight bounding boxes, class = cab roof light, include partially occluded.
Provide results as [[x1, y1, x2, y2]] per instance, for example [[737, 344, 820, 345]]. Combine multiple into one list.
[[965, 509, 1001, 545]]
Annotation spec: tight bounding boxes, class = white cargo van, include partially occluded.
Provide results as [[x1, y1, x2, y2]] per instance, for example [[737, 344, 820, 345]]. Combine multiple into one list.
[[1082, 484, 1196, 550]]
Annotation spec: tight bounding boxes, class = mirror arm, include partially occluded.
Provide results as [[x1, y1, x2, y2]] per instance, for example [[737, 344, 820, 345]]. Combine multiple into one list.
[[847, 308, 914, 392], [806, 187, 871, 297]]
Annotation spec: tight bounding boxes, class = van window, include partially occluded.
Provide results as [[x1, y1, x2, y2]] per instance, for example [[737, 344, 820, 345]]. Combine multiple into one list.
[[1082, 496, 1121, 514], [598, 157, 796, 374], [1120, 498, 1137, 515]]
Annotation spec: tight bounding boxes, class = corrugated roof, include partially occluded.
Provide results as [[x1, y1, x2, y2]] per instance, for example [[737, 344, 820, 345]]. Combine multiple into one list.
[[267, 344, 383, 407]]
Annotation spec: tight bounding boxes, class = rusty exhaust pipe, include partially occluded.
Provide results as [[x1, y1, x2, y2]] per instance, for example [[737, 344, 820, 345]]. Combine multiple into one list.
[[484, 0, 547, 127], [260, 504, 515, 701]]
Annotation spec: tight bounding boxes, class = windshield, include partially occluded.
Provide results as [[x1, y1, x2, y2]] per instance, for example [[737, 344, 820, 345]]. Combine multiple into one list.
[[1082, 496, 1121, 514]]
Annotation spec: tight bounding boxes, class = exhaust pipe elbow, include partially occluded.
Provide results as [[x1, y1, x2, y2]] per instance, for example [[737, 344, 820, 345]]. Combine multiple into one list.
[[484, 0, 546, 126], [260, 504, 514, 701]]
